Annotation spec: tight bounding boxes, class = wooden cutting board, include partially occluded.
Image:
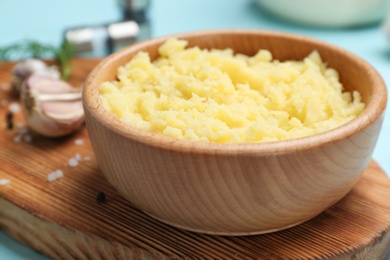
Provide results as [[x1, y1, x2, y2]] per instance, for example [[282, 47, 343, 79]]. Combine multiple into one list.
[[1, 59, 390, 259]]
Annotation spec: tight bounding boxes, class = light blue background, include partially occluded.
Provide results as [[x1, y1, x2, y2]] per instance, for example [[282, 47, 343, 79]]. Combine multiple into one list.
[[1, 0, 389, 258]]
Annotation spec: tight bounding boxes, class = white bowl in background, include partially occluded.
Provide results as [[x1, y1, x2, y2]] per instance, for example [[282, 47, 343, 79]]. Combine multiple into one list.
[[256, 0, 390, 28]]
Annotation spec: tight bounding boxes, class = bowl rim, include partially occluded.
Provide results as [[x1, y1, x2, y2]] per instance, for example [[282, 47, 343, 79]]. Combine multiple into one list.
[[83, 29, 387, 155]]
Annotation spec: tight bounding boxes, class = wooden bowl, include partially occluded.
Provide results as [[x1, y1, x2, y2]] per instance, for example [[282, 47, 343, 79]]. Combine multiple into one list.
[[83, 30, 387, 235]]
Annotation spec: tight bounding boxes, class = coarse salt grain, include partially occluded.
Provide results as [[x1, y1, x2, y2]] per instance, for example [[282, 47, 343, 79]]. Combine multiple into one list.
[[74, 139, 84, 145], [54, 169, 63, 178], [19, 127, 28, 135], [12, 126, 32, 144], [8, 102, 21, 113], [47, 174, 55, 182], [68, 157, 79, 167], [75, 153, 81, 161], [0, 179, 11, 185], [23, 135, 32, 143], [48, 169, 64, 182], [13, 135, 22, 143], [83, 156, 91, 161]]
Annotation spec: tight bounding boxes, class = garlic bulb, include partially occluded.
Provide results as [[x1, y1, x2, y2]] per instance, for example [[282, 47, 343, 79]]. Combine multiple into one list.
[[12, 59, 60, 96], [20, 75, 84, 137]]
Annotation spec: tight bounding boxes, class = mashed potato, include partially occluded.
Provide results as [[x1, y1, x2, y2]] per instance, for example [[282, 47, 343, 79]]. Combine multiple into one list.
[[99, 38, 365, 143]]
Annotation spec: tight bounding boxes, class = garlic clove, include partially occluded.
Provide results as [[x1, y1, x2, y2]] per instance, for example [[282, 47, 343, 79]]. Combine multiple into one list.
[[13, 59, 47, 79], [20, 75, 84, 138], [40, 102, 84, 123], [23, 72, 71, 94], [12, 59, 60, 97]]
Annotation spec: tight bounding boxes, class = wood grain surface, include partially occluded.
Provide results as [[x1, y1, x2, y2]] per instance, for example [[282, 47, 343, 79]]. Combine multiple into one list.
[[1, 59, 390, 259]]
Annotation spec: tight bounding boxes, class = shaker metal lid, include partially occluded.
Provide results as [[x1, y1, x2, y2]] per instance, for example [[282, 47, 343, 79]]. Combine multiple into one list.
[[108, 21, 139, 39], [117, 0, 150, 12], [65, 27, 96, 52], [107, 21, 140, 47], [65, 21, 139, 54]]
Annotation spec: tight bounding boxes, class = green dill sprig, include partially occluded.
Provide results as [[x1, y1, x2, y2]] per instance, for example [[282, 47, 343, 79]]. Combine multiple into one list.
[[54, 39, 75, 80], [0, 39, 75, 80]]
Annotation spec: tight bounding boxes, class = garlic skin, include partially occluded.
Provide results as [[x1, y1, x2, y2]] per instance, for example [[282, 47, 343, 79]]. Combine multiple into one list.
[[20, 75, 84, 137], [12, 59, 60, 96]]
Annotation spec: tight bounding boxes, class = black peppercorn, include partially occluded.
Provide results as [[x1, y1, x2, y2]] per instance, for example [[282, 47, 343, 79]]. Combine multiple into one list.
[[6, 111, 13, 121], [96, 192, 106, 203], [5, 111, 13, 130], [6, 121, 13, 130]]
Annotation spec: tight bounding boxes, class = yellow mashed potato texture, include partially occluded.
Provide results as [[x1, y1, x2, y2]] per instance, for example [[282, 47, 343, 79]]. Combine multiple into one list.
[[99, 38, 365, 143]]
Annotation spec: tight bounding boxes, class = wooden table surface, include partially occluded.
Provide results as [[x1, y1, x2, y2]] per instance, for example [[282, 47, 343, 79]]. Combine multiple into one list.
[[1, 59, 390, 259]]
